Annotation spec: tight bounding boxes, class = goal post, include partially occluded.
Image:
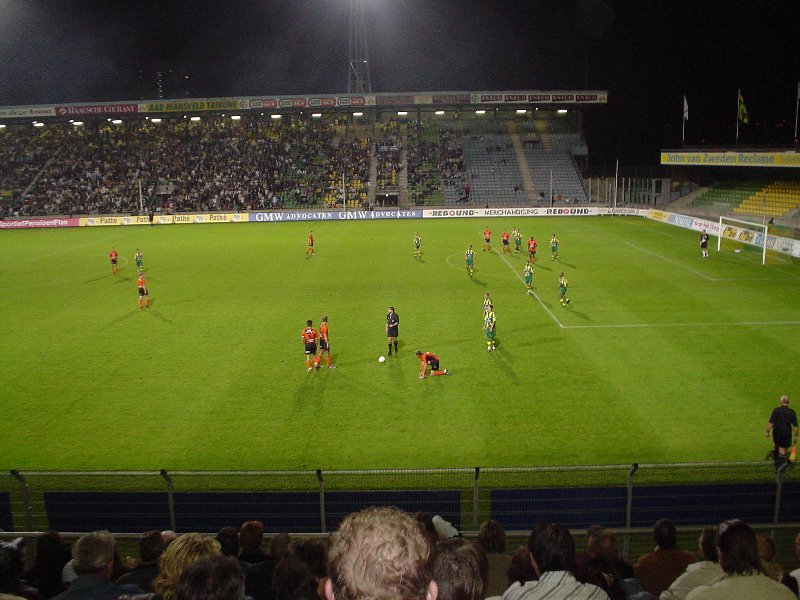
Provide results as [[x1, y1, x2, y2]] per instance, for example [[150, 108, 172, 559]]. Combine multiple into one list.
[[717, 215, 768, 265]]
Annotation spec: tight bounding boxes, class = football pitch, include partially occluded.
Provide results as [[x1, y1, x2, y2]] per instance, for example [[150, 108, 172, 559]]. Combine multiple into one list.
[[1, 215, 798, 472]]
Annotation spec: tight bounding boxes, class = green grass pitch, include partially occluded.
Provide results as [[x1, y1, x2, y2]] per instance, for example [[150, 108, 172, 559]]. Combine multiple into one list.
[[1, 216, 798, 472]]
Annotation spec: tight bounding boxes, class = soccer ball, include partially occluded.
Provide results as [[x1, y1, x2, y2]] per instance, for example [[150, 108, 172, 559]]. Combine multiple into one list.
[[378, 356, 386, 363]]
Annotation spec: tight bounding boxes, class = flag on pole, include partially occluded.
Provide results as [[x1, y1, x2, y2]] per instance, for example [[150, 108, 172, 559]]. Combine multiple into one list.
[[683, 95, 689, 121], [737, 90, 749, 124]]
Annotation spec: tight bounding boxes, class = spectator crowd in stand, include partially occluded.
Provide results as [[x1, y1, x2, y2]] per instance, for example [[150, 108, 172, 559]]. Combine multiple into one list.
[[0, 117, 371, 218], [1, 512, 799, 600]]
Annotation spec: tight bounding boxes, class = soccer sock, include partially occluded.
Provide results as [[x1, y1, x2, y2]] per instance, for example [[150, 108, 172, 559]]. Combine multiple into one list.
[[306, 357, 311, 369], [326, 355, 331, 367], [393, 341, 398, 352], [388, 344, 392, 354]]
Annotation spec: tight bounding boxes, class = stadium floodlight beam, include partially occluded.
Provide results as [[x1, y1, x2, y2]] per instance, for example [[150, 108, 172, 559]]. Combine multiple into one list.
[[348, 0, 372, 94]]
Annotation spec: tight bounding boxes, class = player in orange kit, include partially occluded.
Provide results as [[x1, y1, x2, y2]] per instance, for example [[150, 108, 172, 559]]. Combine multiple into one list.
[[416, 350, 450, 379], [528, 236, 538, 263], [306, 230, 315, 256], [482, 227, 492, 252], [109, 248, 119, 274], [319, 315, 335, 369], [137, 271, 150, 309], [302, 320, 321, 371]]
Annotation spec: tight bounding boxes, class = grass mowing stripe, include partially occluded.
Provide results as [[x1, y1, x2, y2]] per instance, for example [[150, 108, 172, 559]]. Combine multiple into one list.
[[491, 246, 563, 328], [625, 241, 717, 281]]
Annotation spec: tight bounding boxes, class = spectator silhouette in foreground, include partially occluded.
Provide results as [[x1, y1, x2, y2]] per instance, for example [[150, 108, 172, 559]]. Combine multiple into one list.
[[238, 522, 267, 565], [116, 531, 166, 593], [633, 519, 694, 598], [53, 531, 142, 600], [272, 539, 327, 600], [476, 520, 511, 598], [502, 522, 609, 600], [0, 537, 39, 600], [685, 519, 795, 600], [174, 555, 243, 600], [22, 530, 71, 599], [244, 532, 291, 600], [325, 506, 437, 600], [660, 527, 723, 600], [431, 539, 487, 600]]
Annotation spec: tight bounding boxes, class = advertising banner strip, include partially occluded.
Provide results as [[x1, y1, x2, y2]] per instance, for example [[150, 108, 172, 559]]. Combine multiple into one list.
[[0, 218, 80, 229], [0, 91, 609, 120], [423, 207, 643, 218], [645, 209, 799, 257], [660, 152, 800, 168], [249, 210, 421, 222]]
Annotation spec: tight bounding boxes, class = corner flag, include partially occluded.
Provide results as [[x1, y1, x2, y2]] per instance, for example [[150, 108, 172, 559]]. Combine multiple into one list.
[[683, 95, 689, 121], [737, 90, 749, 124]]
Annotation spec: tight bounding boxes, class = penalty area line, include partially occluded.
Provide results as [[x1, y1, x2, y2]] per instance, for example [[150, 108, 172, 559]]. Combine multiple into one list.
[[563, 320, 800, 330], [492, 248, 564, 328], [625, 242, 717, 281]]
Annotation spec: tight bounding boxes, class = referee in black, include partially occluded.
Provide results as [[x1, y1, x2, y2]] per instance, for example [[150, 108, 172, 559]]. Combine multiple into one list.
[[386, 306, 399, 356]]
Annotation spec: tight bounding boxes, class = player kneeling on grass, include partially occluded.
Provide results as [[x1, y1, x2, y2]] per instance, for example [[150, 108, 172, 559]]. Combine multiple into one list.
[[416, 350, 450, 378]]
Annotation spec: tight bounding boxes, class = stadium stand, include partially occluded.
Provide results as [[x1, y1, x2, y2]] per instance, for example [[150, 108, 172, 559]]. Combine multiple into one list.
[[0, 112, 598, 216], [689, 179, 800, 218]]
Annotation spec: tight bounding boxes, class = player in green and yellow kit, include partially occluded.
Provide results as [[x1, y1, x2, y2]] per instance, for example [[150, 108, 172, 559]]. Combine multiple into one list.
[[558, 271, 570, 307], [522, 261, 534, 294], [550, 234, 560, 260], [414, 232, 422, 259], [465, 245, 475, 277], [484, 304, 497, 352]]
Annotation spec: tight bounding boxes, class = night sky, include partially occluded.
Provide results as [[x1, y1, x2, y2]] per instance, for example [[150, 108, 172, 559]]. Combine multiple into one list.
[[0, 0, 798, 164]]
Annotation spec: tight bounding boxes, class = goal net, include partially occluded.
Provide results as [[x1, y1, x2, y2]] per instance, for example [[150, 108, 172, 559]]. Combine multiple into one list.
[[717, 216, 768, 265]]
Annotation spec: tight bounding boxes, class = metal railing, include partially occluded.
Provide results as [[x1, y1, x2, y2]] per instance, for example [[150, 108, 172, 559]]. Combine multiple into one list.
[[2, 462, 796, 536]]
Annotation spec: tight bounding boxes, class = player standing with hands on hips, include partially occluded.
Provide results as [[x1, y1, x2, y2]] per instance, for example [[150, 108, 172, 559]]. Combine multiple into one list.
[[765, 395, 798, 468], [386, 306, 399, 356]]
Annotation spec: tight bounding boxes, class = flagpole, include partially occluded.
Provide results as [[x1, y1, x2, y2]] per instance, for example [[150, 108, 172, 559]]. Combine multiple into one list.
[[794, 81, 799, 143], [735, 88, 740, 144], [682, 95, 687, 145]]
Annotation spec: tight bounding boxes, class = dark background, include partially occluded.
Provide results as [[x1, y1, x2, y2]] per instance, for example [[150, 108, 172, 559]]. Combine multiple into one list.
[[1, 0, 798, 164]]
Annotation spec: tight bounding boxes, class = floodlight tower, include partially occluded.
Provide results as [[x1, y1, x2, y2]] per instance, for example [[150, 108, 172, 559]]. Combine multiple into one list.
[[348, 0, 372, 94]]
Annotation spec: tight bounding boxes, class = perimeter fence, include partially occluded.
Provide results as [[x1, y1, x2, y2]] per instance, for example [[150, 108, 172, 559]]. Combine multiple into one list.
[[3, 462, 798, 543]]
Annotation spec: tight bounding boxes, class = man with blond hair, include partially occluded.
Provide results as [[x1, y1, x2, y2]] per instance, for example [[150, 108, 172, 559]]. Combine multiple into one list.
[[325, 506, 437, 600]]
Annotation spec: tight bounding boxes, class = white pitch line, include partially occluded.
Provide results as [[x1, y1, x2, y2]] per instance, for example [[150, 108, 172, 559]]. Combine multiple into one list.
[[492, 247, 564, 328], [625, 242, 717, 281], [564, 320, 800, 330]]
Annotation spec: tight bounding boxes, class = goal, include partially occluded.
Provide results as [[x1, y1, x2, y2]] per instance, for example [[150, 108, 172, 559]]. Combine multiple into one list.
[[717, 216, 768, 264]]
